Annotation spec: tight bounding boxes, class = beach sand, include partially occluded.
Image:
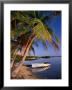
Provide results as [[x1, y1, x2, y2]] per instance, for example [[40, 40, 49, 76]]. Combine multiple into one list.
[[11, 64, 39, 79]]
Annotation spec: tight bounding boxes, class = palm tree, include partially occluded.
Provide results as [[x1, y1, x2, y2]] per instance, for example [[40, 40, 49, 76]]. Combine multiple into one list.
[[11, 11, 60, 78]]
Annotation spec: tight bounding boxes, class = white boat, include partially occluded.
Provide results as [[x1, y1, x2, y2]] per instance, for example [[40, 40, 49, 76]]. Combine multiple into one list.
[[32, 63, 50, 68]]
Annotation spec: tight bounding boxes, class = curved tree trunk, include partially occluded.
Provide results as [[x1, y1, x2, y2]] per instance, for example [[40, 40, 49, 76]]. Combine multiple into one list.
[[11, 49, 17, 68], [11, 34, 35, 78]]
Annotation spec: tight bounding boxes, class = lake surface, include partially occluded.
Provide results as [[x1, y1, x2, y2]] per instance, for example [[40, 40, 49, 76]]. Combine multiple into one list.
[[24, 57, 61, 79]]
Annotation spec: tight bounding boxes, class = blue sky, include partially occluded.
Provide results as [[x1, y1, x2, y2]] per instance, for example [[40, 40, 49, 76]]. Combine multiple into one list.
[[30, 11, 61, 56]]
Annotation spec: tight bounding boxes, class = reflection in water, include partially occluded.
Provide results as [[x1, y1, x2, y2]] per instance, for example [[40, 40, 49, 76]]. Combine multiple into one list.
[[31, 65, 51, 72]]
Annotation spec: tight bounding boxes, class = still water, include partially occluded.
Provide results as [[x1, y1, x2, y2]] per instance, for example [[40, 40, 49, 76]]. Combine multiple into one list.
[[24, 57, 61, 79]]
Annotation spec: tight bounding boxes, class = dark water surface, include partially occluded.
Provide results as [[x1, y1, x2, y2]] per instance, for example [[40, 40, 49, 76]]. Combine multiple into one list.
[[24, 57, 61, 79]]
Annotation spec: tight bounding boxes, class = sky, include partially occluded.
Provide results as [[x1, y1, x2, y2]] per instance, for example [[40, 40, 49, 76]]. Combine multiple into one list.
[[30, 11, 61, 56]]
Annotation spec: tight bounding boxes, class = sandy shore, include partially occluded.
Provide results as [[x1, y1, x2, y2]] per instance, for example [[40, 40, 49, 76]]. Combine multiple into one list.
[[11, 64, 39, 79]]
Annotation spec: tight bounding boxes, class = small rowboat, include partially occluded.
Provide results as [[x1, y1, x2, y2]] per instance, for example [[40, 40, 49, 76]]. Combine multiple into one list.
[[32, 63, 50, 68]]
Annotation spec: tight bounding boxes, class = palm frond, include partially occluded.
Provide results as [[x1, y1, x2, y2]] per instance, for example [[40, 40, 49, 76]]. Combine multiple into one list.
[[33, 40, 39, 47], [45, 25, 60, 44], [52, 40, 59, 50], [54, 34, 60, 44], [41, 40, 48, 50], [30, 46, 35, 56], [30, 18, 52, 43], [40, 16, 50, 23]]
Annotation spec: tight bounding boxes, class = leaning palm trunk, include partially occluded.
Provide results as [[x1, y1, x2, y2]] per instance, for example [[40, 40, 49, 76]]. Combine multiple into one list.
[[11, 33, 35, 78], [11, 49, 17, 69]]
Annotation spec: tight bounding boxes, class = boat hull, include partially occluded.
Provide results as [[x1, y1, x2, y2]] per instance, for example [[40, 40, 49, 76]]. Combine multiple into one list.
[[32, 63, 50, 68]]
